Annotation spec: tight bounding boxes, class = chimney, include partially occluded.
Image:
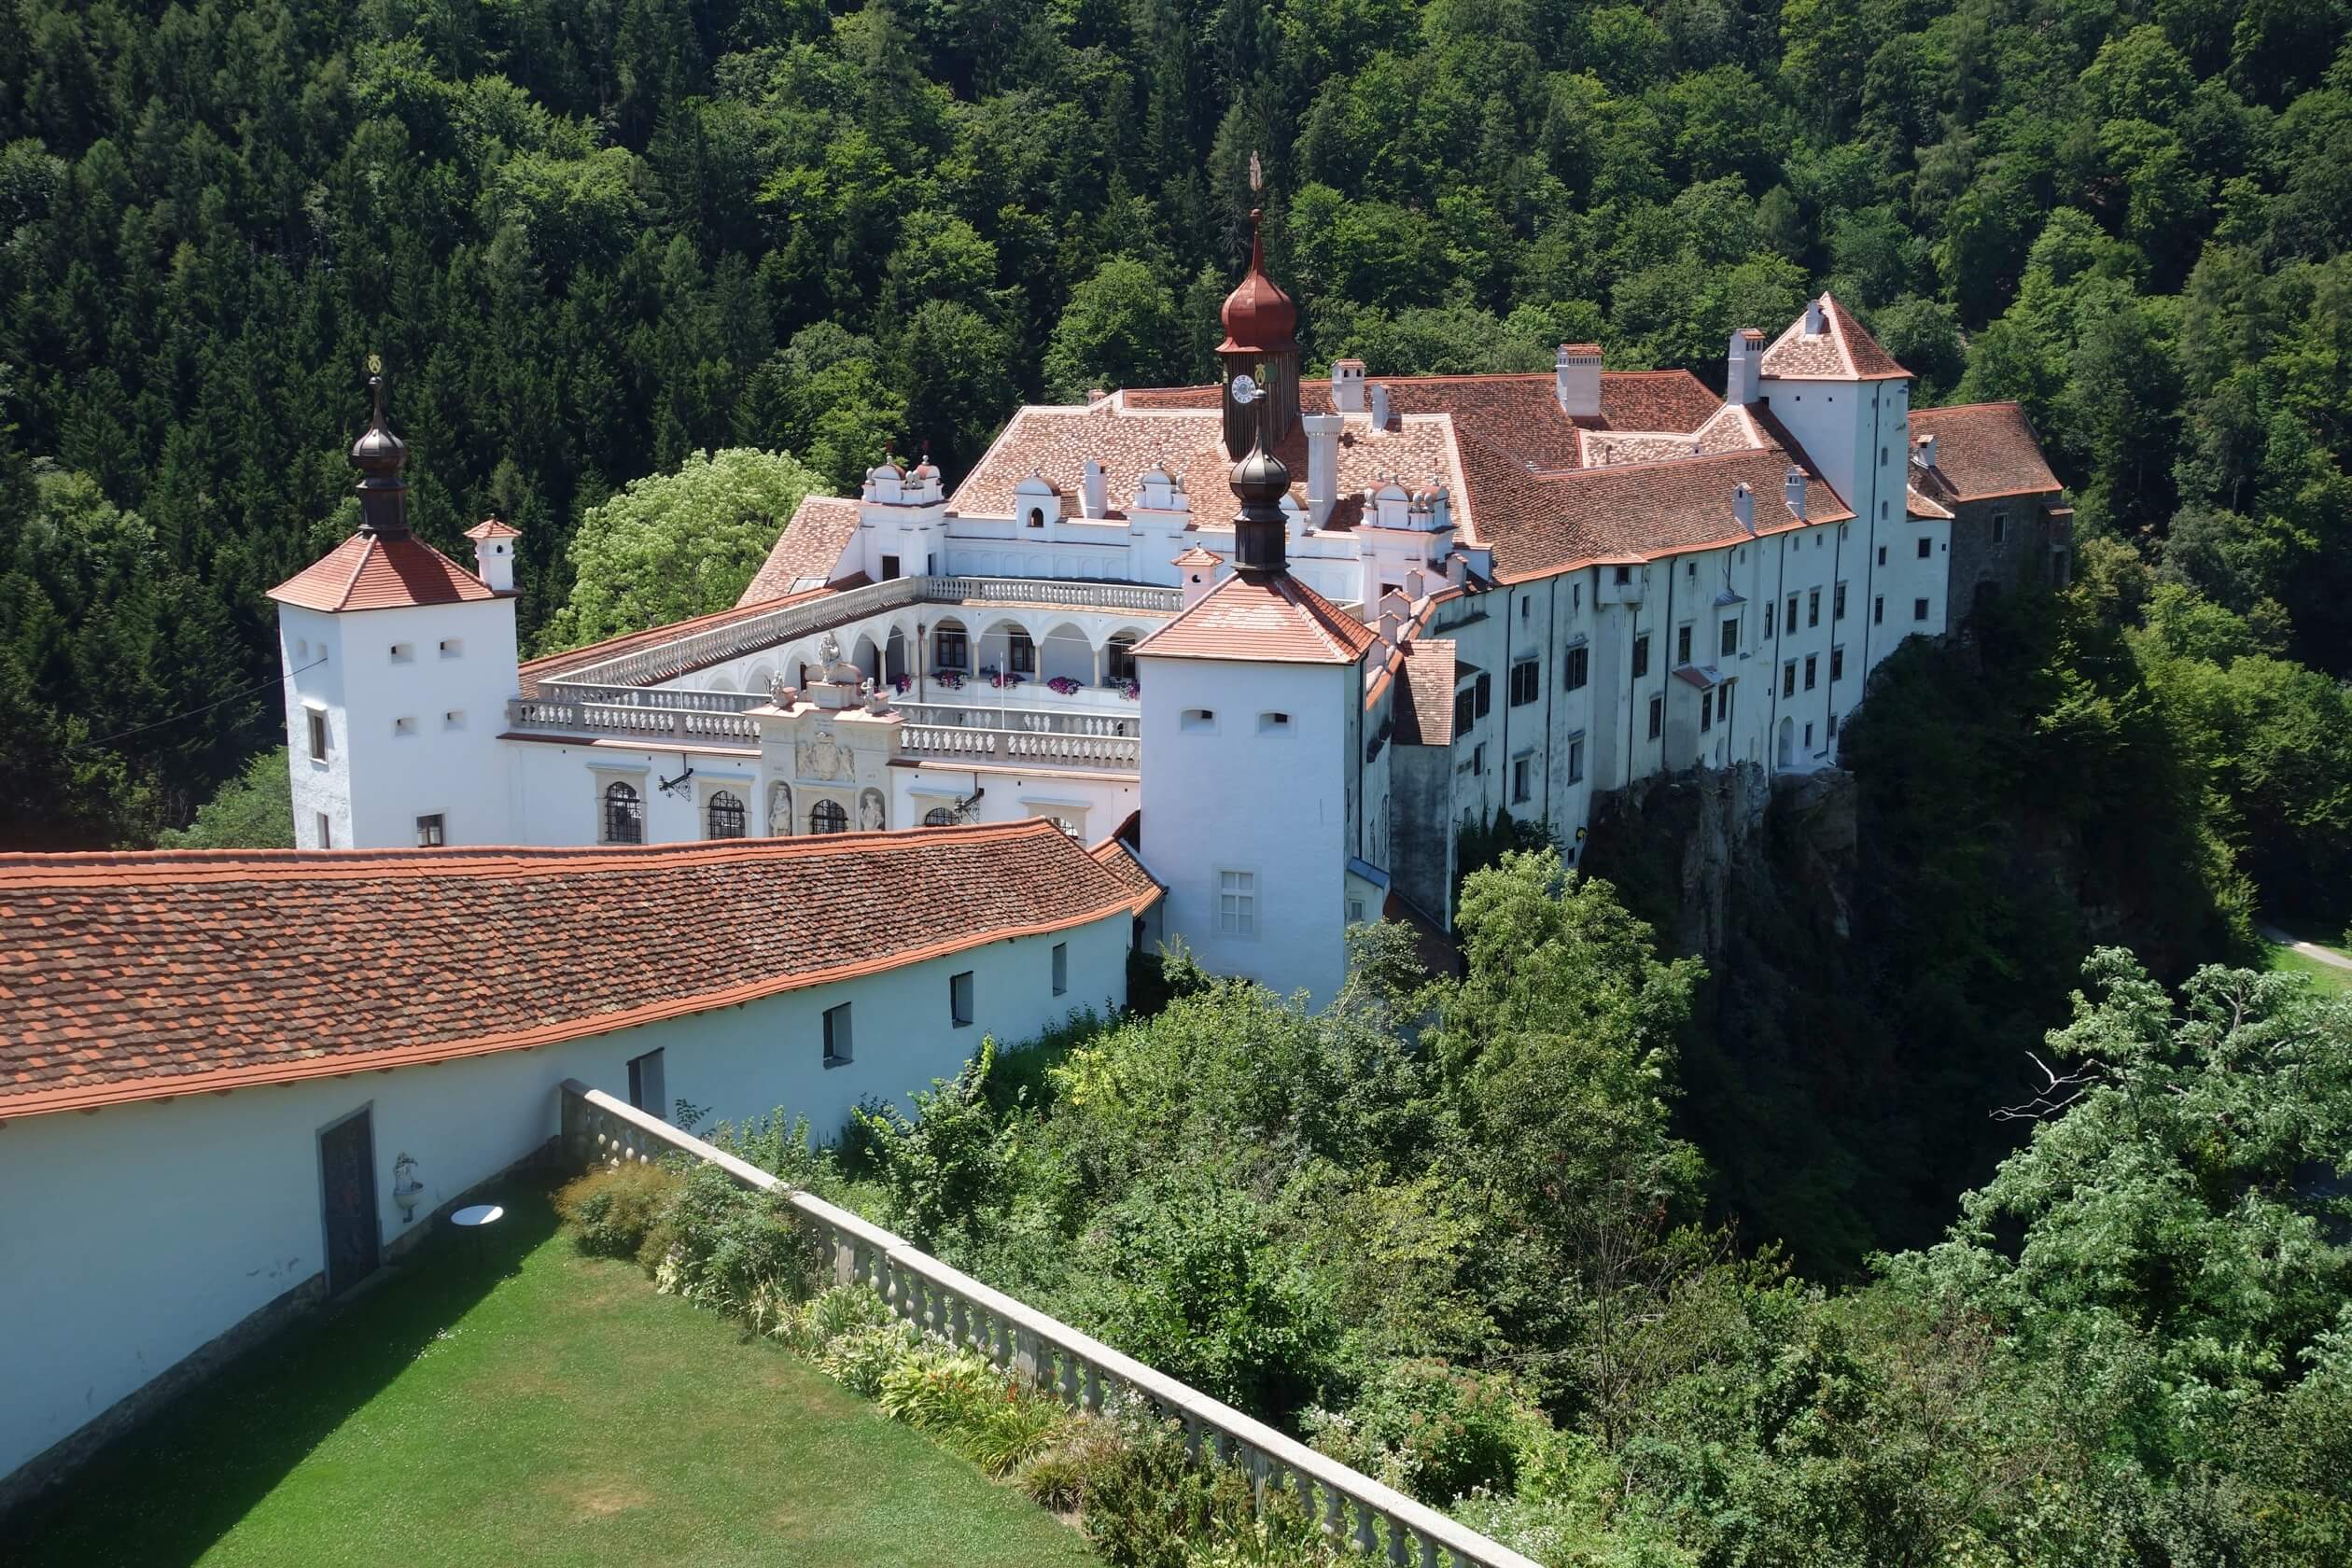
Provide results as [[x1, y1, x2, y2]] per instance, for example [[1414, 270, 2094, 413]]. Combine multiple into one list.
[[1331, 359, 1367, 414], [1369, 382, 1393, 430], [1914, 433, 1937, 469], [1172, 547, 1224, 609], [1081, 459, 1108, 519], [1403, 567, 1426, 602], [1446, 552, 1468, 587], [1555, 343, 1603, 418], [1727, 329, 1763, 405], [464, 519, 519, 593], [1379, 606, 1403, 647], [1732, 483, 1754, 535], [1302, 412, 1343, 528], [1803, 296, 1824, 335], [1784, 466, 1808, 521]]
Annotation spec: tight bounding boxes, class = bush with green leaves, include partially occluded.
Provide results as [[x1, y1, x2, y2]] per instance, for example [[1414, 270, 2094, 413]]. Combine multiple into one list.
[[1072, 1415, 1260, 1568], [553, 1161, 679, 1262], [650, 1161, 822, 1322], [1304, 1358, 1547, 1505], [819, 1321, 923, 1397]]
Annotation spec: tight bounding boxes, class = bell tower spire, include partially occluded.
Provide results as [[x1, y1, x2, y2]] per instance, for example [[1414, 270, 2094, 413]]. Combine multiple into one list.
[[349, 357, 410, 539], [1217, 158, 1301, 459]]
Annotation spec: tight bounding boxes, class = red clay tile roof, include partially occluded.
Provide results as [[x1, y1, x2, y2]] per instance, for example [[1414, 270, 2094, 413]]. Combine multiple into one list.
[[739, 495, 863, 606], [1905, 483, 1954, 520], [1391, 638, 1458, 746], [1087, 832, 1163, 902], [1909, 403, 2064, 502], [1134, 571, 1380, 664], [1760, 295, 1911, 382], [269, 532, 500, 612], [516, 579, 856, 696], [0, 820, 1158, 1121], [464, 518, 523, 540]]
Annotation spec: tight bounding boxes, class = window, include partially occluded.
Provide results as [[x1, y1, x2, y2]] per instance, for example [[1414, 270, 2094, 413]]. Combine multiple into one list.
[[415, 813, 444, 847], [315, 811, 331, 848], [1564, 645, 1589, 691], [707, 789, 747, 839], [1512, 754, 1533, 803], [1720, 617, 1739, 658], [936, 627, 969, 669], [809, 798, 848, 833], [1804, 654, 1817, 691], [1719, 678, 1735, 724], [823, 1003, 852, 1067], [602, 782, 643, 844], [950, 970, 974, 1028], [443, 710, 465, 730], [1808, 588, 1821, 627], [306, 709, 329, 762], [627, 1048, 665, 1119], [389, 642, 413, 663], [439, 638, 462, 659], [1764, 601, 1775, 639], [1647, 695, 1663, 739], [1026, 507, 1045, 528], [1916, 536, 1932, 559], [1700, 690, 1714, 732], [1829, 711, 1841, 737], [1472, 743, 1486, 776], [1804, 721, 1814, 749], [1509, 660, 1540, 706], [1913, 597, 1930, 622], [1991, 511, 2008, 544], [880, 553, 901, 581], [1783, 662, 1797, 697], [1216, 870, 1257, 937], [1106, 636, 1137, 681], [1834, 582, 1848, 620], [1830, 647, 1845, 681], [1453, 687, 1476, 735], [392, 716, 416, 736], [1785, 595, 1798, 634], [1474, 673, 1491, 717], [1686, 560, 1697, 578], [1052, 942, 1068, 996], [1880, 499, 1888, 519], [1874, 595, 1885, 624], [1007, 630, 1036, 675], [1182, 707, 1216, 732], [1519, 598, 1530, 621], [1631, 635, 1649, 679], [1567, 735, 1586, 782], [923, 805, 955, 826], [1877, 545, 1887, 567], [1676, 623, 1693, 665], [1258, 711, 1293, 734], [1348, 898, 1366, 924]]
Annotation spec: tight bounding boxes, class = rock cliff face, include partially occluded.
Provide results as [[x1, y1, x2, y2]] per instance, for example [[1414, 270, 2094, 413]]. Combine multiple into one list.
[[1585, 763, 1857, 970]]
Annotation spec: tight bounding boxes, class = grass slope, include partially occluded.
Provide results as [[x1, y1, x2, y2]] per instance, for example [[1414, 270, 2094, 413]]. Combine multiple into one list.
[[2264, 938, 2352, 998], [13, 1181, 1095, 1568]]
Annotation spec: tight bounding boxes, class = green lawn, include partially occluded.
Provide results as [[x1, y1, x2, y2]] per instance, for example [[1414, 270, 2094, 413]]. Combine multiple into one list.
[[2265, 938, 2352, 997], [12, 1180, 1097, 1568]]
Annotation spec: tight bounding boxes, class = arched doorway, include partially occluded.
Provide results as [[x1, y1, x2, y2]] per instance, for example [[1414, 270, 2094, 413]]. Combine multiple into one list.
[[1776, 716, 1796, 769]]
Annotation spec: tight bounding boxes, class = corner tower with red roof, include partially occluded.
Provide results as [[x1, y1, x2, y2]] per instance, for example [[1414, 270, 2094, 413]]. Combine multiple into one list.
[[270, 372, 522, 850]]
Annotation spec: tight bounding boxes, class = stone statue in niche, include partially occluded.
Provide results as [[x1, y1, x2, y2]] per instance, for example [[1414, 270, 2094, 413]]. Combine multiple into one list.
[[797, 725, 853, 781], [766, 781, 792, 836], [858, 788, 886, 833], [819, 631, 842, 666]]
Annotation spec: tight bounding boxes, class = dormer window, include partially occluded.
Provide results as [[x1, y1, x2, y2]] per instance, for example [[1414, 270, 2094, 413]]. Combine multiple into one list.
[[1027, 507, 1046, 528]]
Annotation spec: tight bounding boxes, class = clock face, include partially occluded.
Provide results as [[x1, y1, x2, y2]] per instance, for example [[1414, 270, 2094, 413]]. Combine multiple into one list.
[[1229, 372, 1260, 405]]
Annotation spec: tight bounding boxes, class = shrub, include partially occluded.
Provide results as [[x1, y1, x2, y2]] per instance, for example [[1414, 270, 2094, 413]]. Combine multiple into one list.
[[779, 1283, 899, 1354], [1019, 1415, 1127, 1510], [820, 1322, 922, 1396], [1304, 1358, 1546, 1505], [956, 1385, 1071, 1477], [878, 1344, 1001, 1432], [656, 1162, 822, 1319], [554, 1162, 679, 1259], [1077, 1416, 1257, 1568]]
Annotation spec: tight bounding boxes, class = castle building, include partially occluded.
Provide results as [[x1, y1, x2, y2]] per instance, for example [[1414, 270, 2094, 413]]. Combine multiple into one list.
[[265, 234, 2066, 1004]]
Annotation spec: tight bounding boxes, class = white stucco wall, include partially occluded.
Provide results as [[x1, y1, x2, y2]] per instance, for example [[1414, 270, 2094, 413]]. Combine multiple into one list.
[[0, 913, 1130, 1484]]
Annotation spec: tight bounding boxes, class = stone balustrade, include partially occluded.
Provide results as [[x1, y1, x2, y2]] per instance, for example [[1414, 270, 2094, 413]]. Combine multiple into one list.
[[896, 701, 1139, 738], [506, 695, 763, 742], [897, 725, 1141, 771], [558, 1081, 1544, 1568]]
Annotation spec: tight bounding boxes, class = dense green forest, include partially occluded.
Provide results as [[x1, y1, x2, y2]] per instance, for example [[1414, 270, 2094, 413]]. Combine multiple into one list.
[[3, 0, 2349, 847]]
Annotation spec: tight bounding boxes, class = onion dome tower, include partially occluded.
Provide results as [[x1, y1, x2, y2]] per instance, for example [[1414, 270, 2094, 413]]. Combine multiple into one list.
[[1229, 429, 1292, 575], [1218, 203, 1301, 459], [350, 371, 410, 538]]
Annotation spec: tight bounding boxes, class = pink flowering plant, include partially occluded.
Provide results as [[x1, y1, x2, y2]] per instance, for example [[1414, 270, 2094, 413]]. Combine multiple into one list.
[[935, 669, 965, 690], [1046, 676, 1083, 694]]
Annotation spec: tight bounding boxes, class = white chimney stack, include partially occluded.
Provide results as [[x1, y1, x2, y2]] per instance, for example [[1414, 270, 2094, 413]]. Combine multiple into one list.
[[1783, 466, 1808, 521], [1302, 412, 1343, 528], [1331, 359, 1367, 414], [1555, 343, 1602, 418], [1369, 382, 1393, 430], [1733, 483, 1754, 534], [1378, 607, 1403, 647], [1447, 552, 1468, 586], [1403, 567, 1426, 602], [1081, 458, 1108, 519], [1803, 296, 1825, 335], [1914, 433, 1937, 469], [1727, 329, 1763, 405], [463, 519, 519, 594], [1172, 547, 1223, 609]]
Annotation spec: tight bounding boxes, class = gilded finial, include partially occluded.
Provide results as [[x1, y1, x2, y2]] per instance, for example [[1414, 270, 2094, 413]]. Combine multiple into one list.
[[1249, 150, 1263, 194]]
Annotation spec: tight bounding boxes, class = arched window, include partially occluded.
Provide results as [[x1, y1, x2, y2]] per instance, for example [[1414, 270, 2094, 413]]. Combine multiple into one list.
[[809, 799, 848, 834], [923, 806, 955, 827], [706, 790, 746, 840], [1027, 507, 1045, 528], [602, 782, 643, 845]]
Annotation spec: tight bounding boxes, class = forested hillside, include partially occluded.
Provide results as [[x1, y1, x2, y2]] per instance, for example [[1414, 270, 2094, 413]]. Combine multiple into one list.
[[2, 0, 2349, 847]]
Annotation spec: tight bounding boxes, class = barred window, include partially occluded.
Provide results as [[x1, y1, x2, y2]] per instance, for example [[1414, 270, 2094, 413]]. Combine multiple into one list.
[[602, 782, 643, 845], [706, 789, 747, 839], [809, 799, 848, 834]]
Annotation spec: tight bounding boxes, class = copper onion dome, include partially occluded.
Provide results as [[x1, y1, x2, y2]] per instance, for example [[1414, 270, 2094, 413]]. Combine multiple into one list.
[[1218, 209, 1298, 355]]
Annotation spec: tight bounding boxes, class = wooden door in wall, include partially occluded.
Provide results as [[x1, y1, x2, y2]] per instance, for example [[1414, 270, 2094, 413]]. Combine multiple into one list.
[[318, 1108, 382, 1296]]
